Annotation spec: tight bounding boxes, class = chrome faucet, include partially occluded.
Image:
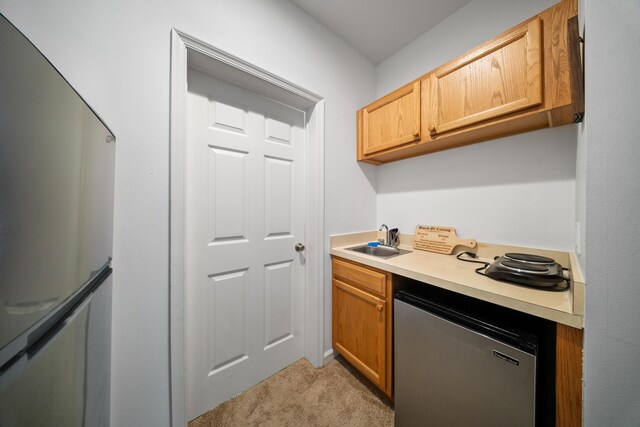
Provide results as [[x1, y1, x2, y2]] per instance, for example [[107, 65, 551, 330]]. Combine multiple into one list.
[[379, 224, 390, 247]]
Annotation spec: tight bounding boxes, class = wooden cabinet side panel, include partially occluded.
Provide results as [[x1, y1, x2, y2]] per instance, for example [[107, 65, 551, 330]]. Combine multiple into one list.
[[541, 0, 578, 111], [356, 108, 364, 161], [385, 275, 393, 398], [567, 15, 584, 122], [556, 323, 583, 427]]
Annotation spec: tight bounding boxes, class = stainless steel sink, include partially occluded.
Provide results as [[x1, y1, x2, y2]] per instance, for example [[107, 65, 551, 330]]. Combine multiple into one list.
[[347, 244, 412, 259]]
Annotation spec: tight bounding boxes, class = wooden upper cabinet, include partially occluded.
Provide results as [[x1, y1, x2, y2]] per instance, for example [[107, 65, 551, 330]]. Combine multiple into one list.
[[427, 18, 542, 136], [359, 80, 421, 158], [356, 0, 581, 164]]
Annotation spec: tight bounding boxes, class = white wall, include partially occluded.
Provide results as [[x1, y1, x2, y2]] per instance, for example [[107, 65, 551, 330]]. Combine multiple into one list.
[[575, 0, 587, 271], [582, 0, 640, 425], [0, 1, 377, 425], [375, 0, 578, 250]]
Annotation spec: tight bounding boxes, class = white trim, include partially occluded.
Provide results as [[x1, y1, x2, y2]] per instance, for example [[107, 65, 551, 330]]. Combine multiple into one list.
[[303, 99, 325, 369], [323, 349, 335, 366], [169, 29, 188, 427], [169, 28, 325, 427], [175, 30, 321, 105]]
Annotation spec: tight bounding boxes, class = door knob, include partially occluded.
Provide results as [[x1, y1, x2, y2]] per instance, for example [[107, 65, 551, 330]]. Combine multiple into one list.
[[295, 243, 305, 252]]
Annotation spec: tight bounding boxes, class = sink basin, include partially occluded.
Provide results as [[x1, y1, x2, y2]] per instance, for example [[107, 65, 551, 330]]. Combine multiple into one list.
[[347, 244, 412, 259]]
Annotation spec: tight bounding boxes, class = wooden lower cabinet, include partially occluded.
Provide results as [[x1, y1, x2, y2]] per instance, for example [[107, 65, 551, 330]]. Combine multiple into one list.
[[332, 279, 387, 388], [331, 255, 583, 417], [332, 257, 393, 398]]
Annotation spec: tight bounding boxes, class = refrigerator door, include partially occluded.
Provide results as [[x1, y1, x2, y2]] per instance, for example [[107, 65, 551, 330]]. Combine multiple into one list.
[[0, 275, 112, 426], [395, 298, 536, 427], [0, 14, 115, 363]]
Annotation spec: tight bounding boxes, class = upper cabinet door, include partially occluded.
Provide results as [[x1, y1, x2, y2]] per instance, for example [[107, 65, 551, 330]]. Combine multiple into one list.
[[361, 80, 421, 156], [428, 18, 542, 136]]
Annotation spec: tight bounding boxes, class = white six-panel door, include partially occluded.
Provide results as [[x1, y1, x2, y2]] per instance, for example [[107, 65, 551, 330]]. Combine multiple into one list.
[[185, 69, 306, 420]]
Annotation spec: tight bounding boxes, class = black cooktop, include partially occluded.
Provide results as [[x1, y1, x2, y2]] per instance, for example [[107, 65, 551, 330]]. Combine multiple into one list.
[[457, 252, 569, 291], [486, 253, 566, 289]]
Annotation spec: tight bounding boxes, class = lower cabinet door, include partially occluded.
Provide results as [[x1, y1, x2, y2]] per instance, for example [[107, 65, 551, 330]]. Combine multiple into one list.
[[332, 277, 387, 391]]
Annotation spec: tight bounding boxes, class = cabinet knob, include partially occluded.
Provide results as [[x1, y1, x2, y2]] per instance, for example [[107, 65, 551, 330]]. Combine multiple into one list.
[[428, 125, 436, 134], [376, 303, 384, 312], [295, 243, 305, 252]]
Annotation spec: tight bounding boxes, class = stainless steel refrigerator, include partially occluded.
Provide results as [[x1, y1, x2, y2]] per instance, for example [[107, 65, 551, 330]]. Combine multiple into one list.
[[394, 289, 538, 427], [0, 13, 115, 426]]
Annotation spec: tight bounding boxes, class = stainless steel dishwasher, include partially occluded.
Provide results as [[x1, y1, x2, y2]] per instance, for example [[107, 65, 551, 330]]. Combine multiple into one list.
[[394, 289, 538, 427]]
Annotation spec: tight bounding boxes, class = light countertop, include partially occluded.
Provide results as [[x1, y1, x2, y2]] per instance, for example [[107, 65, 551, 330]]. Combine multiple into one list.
[[330, 231, 584, 329]]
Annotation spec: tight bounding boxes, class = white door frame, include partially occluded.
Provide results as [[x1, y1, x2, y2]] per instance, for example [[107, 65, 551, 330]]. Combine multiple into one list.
[[169, 29, 325, 427]]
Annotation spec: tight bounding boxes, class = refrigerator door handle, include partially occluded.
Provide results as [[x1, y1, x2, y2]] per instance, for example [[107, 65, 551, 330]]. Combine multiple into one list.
[[27, 291, 95, 359], [0, 353, 28, 394], [25, 263, 112, 354], [0, 260, 112, 370]]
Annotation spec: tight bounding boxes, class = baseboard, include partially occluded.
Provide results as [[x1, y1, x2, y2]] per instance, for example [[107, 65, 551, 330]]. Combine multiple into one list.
[[323, 349, 335, 365]]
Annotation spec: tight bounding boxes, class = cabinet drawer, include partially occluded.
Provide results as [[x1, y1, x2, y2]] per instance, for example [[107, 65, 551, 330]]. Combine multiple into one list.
[[332, 257, 387, 298]]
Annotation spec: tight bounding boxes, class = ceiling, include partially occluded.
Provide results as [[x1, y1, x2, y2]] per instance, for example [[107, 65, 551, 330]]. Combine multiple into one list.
[[289, 0, 472, 64]]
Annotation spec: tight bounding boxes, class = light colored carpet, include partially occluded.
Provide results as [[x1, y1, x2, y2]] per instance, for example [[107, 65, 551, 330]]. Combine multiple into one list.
[[189, 356, 394, 427]]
